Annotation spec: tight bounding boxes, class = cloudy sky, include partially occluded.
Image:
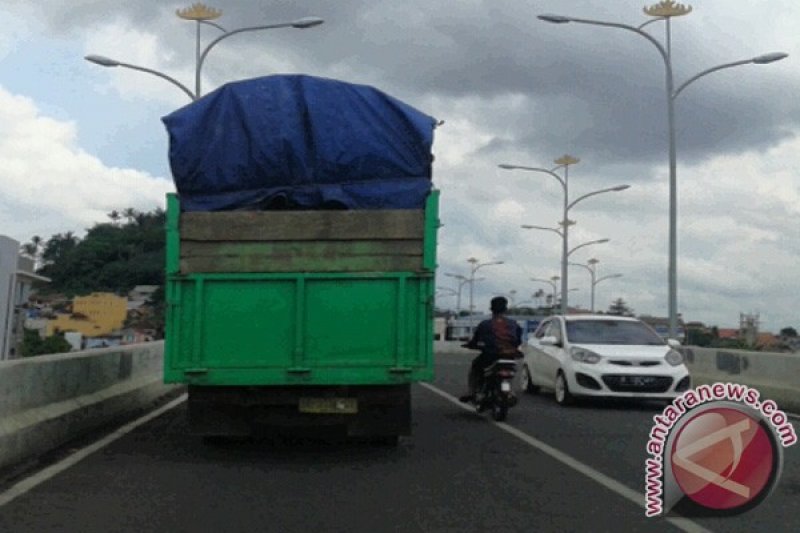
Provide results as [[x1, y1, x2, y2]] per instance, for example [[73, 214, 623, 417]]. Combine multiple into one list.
[[1, 1, 798, 332]]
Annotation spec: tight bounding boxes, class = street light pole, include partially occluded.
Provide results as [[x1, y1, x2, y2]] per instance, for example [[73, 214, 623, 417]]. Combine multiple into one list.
[[569, 258, 623, 312], [501, 159, 628, 314], [466, 258, 504, 317], [86, 3, 324, 101], [538, 3, 788, 339], [444, 273, 481, 315], [594, 273, 624, 312], [530, 276, 560, 310]]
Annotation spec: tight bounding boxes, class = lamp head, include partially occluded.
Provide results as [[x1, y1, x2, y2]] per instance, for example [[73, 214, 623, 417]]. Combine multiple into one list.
[[85, 55, 120, 67], [498, 164, 516, 170], [752, 52, 788, 64], [292, 17, 324, 28], [538, 14, 571, 24], [613, 184, 631, 191]]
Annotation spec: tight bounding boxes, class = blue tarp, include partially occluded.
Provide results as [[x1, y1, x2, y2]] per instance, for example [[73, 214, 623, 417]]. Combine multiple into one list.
[[162, 75, 436, 211]]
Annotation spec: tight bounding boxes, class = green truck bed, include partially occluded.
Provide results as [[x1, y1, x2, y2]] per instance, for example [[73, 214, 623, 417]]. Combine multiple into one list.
[[164, 191, 439, 438]]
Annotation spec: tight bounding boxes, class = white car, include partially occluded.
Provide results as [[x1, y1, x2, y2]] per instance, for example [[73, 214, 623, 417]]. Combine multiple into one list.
[[520, 315, 690, 406]]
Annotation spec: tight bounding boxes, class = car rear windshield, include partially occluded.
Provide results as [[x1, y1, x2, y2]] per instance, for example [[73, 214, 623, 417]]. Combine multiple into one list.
[[565, 320, 666, 345]]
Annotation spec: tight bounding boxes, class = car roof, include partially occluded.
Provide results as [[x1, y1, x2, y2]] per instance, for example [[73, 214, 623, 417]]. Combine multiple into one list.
[[558, 315, 642, 323]]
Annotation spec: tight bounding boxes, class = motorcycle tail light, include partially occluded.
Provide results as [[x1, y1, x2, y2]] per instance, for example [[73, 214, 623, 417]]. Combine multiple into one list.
[[497, 370, 514, 377]]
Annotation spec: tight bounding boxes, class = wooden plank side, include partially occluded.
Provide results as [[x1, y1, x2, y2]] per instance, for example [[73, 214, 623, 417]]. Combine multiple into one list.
[[181, 240, 423, 258], [179, 240, 424, 274], [180, 210, 425, 241], [180, 255, 423, 273]]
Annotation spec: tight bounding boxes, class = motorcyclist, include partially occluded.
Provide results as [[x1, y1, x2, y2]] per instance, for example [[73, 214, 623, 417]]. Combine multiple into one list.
[[459, 296, 523, 403]]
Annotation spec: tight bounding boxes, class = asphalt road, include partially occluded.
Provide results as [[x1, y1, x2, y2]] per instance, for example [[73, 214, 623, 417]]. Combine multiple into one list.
[[0, 353, 797, 533]]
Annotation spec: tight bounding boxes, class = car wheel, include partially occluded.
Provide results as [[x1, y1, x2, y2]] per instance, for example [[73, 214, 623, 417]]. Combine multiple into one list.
[[521, 364, 540, 394], [554, 371, 575, 407]]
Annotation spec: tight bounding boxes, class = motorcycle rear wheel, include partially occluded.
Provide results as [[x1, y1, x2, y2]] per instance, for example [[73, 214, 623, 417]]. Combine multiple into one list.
[[491, 401, 508, 422]]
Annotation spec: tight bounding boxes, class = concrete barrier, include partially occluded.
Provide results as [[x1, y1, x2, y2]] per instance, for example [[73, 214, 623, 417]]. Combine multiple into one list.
[[681, 347, 800, 414], [0, 341, 178, 471]]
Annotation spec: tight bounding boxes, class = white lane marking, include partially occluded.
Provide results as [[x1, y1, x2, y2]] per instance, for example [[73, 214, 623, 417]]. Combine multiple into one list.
[[419, 382, 712, 533], [0, 394, 188, 508]]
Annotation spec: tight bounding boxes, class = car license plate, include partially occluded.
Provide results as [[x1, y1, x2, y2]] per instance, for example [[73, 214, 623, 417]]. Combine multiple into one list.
[[500, 381, 511, 392], [298, 397, 358, 414]]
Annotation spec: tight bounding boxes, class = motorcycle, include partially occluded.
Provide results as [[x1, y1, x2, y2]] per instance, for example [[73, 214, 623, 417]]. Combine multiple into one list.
[[462, 343, 519, 421], [477, 359, 519, 421]]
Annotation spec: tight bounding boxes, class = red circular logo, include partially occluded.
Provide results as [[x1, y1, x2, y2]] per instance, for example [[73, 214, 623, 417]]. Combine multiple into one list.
[[670, 407, 776, 510]]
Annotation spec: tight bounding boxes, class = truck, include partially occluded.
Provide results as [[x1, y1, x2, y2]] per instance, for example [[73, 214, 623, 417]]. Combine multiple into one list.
[[162, 74, 439, 442]]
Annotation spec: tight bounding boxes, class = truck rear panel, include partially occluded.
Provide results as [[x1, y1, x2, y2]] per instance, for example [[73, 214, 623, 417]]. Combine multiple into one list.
[[164, 191, 439, 387]]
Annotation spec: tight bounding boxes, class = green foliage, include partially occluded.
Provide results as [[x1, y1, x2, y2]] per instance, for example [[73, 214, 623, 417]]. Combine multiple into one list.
[[780, 327, 798, 337], [20, 328, 72, 357], [607, 297, 634, 316], [687, 329, 714, 347], [35, 207, 165, 297]]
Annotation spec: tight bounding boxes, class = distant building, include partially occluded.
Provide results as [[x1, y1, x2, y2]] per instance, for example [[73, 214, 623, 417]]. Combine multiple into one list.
[[128, 285, 159, 304], [716, 328, 739, 340], [120, 328, 156, 345], [1, 236, 51, 360], [64, 331, 83, 351], [47, 292, 127, 337]]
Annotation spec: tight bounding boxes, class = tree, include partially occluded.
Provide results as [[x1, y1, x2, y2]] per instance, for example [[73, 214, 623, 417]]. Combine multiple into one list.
[[38, 207, 166, 296], [21, 235, 43, 269], [122, 207, 138, 225], [41, 232, 80, 267], [607, 298, 634, 316], [687, 329, 713, 347], [780, 327, 798, 338], [20, 328, 72, 357]]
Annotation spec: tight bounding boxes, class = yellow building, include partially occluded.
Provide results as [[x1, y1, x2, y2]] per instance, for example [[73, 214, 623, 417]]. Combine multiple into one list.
[[47, 292, 128, 337]]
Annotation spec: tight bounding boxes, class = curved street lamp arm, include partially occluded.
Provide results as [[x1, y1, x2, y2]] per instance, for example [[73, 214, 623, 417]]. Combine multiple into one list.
[[594, 273, 624, 285], [89, 58, 196, 101], [562, 17, 670, 70], [673, 59, 759, 99], [567, 185, 629, 211], [568, 262, 592, 274], [196, 21, 296, 96], [473, 261, 504, 274], [521, 224, 563, 237], [638, 17, 665, 31], [568, 239, 609, 257], [200, 20, 227, 33], [499, 165, 566, 191]]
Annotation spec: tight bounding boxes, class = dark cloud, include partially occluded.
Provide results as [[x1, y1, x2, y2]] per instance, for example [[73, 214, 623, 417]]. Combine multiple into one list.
[[15, 1, 796, 171]]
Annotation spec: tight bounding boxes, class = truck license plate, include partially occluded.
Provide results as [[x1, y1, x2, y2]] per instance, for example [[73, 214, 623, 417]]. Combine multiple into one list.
[[299, 397, 358, 414]]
